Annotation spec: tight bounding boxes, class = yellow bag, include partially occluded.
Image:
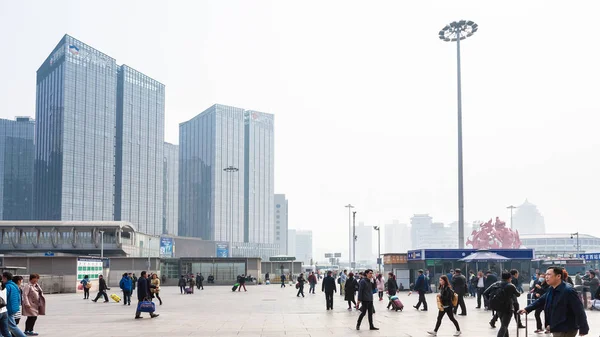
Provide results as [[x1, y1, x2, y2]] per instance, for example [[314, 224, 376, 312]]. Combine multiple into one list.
[[452, 292, 458, 307], [85, 282, 92, 289], [110, 293, 121, 303]]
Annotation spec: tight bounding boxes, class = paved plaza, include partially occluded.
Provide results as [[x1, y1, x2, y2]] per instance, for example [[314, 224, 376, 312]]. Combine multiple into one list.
[[34, 285, 598, 336]]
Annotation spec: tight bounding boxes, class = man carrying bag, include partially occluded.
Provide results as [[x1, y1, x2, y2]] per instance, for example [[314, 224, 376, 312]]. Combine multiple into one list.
[[135, 271, 159, 319]]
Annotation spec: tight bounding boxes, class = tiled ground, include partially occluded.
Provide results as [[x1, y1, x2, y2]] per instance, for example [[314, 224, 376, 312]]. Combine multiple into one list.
[[30, 285, 598, 336]]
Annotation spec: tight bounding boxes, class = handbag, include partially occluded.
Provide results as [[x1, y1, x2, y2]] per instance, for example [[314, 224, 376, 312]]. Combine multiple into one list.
[[137, 300, 155, 313], [0, 296, 5, 309]]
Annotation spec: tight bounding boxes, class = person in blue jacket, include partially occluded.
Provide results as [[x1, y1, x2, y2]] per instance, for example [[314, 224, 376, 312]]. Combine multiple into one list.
[[2, 272, 27, 337], [519, 266, 589, 337], [412, 269, 428, 311], [119, 273, 133, 306]]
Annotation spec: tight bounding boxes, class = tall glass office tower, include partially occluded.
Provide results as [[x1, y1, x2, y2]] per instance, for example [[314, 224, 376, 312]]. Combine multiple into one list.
[[34, 35, 117, 221], [163, 142, 178, 235], [115, 65, 165, 235], [179, 104, 245, 241], [0, 117, 35, 220]]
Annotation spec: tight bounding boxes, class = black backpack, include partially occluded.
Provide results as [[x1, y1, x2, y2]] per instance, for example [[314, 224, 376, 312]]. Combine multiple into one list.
[[488, 283, 509, 311]]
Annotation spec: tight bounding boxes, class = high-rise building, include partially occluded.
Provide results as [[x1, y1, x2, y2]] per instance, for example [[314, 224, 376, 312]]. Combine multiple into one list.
[[355, 222, 374, 263], [115, 65, 165, 235], [178, 104, 274, 246], [34, 35, 117, 221], [0, 117, 35, 220], [288, 229, 297, 258], [512, 199, 546, 234], [244, 110, 275, 243], [163, 142, 178, 235], [410, 214, 433, 249], [384, 220, 411, 253], [274, 194, 288, 254], [34, 34, 165, 230], [295, 230, 313, 264]]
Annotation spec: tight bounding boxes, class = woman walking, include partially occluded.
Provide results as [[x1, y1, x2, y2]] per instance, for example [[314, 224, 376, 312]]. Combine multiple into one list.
[[12, 276, 23, 324], [296, 273, 306, 297], [428, 275, 461, 336], [345, 272, 358, 310], [375, 274, 385, 301], [80, 275, 90, 299], [387, 273, 398, 296], [22, 273, 46, 336], [151, 274, 163, 305]]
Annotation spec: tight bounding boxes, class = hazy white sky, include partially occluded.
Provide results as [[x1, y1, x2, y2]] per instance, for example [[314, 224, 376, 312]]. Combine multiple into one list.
[[1, 1, 599, 260]]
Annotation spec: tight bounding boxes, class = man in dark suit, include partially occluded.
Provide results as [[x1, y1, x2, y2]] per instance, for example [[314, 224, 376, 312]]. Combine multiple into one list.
[[484, 270, 498, 310], [322, 270, 337, 310], [412, 269, 428, 311], [135, 271, 159, 319], [451, 269, 468, 315], [92, 275, 109, 303]]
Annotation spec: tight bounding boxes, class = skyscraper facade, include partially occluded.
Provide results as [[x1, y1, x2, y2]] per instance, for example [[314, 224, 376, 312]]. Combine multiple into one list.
[[274, 194, 288, 255], [115, 65, 165, 235], [34, 35, 117, 221], [244, 110, 275, 243], [0, 117, 35, 220], [355, 222, 374, 263], [179, 104, 245, 241], [163, 142, 179, 235], [295, 230, 313, 264], [384, 221, 411, 254], [178, 104, 275, 248]]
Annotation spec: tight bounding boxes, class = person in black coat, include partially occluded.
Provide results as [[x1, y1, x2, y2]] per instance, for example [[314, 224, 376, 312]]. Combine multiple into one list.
[[483, 271, 498, 310], [92, 275, 109, 302], [387, 273, 398, 296], [451, 269, 467, 316], [345, 273, 358, 310], [322, 271, 337, 310], [135, 271, 159, 319], [356, 269, 378, 331]]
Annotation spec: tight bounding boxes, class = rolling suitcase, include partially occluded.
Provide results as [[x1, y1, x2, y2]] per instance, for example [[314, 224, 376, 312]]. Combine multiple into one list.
[[391, 298, 404, 311], [110, 293, 121, 303], [527, 293, 534, 305], [232, 283, 239, 292], [185, 287, 193, 294]]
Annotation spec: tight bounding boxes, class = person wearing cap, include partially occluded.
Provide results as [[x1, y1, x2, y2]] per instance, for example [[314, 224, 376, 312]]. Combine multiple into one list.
[[412, 269, 428, 311]]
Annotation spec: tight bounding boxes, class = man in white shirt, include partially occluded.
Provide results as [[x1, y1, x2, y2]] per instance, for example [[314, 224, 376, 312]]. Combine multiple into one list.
[[476, 271, 485, 309], [340, 270, 348, 296]]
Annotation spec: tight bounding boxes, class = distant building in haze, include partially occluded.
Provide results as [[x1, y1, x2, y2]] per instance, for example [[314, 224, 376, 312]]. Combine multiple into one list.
[[295, 230, 313, 265], [0, 117, 35, 220], [163, 142, 178, 235], [274, 194, 288, 255], [512, 199, 546, 234], [384, 220, 411, 253], [355, 222, 374, 263]]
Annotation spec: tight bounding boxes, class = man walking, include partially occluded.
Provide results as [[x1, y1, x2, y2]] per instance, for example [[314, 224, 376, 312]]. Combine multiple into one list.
[[356, 269, 378, 331], [308, 272, 317, 294], [135, 271, 159, 319], [340, 270, 347, 296], [198, 273, 204, 290], [484, 271, 520, 337], [119, 272, 133, 306], [510, 269, 526, 328], [2, 272, 27, 337], [322, 271, 336, 310], [281, 273, 286, 288], [476, 271, 486, 309], [413, 269, 428, 311], [520, 266, 589, 337], [92, 275, 109, 302], [484, 270, 498, 310], [451, 269, 467, 316]]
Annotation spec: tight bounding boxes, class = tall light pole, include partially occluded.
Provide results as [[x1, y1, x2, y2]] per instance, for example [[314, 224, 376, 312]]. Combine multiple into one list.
[[148, 237, 151, 270], [344, 204, 354, 268], [507, 205, 517, 230], [352, 211, 357, 269], [224, 166, 239, 257], [439, 20, 478, 249], [99, 230, 104, 259], [373, 226, 381, 273], [570, 232, 580, 257]]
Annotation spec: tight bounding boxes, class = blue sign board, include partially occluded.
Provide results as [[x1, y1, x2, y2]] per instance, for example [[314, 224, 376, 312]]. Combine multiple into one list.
[[216, 243, 229, 257], [159, 237, 174, 258], [44, 251, 54, 257], [408, 249, 534, 261], [579, 253, 600, 261]]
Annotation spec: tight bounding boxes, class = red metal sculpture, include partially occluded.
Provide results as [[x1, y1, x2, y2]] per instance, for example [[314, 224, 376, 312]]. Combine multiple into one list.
[[466, 217, 522, 249]]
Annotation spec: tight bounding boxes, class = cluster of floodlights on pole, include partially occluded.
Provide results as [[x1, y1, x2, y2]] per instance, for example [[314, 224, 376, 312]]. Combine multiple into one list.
[[438, 20, 478, 249]]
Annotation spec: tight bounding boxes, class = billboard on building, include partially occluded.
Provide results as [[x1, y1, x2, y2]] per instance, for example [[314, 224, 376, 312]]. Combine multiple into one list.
[[216, 242, 229, 257], [160, 237, 175, 258]]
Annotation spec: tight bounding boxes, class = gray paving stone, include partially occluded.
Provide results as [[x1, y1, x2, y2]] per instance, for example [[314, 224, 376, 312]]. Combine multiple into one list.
[[20, 285, 598, 336]]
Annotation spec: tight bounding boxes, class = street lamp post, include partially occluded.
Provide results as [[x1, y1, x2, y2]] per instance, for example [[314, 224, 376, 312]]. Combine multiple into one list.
[[99, 230, 104, 260], [373, 226, 381, 273], [571, 232, 580, 257], [352, 211, 357, 269], [507, 205, 517, 230], [224, 166, 239, 257], [344, 204, 354, 268], [439, 20, 478, 249], [148, 237, 151, 270]]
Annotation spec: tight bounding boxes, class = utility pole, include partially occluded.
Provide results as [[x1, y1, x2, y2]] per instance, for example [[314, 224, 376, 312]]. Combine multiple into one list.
[[344, 204, 354, 268], [352, 211, 357, 269]]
